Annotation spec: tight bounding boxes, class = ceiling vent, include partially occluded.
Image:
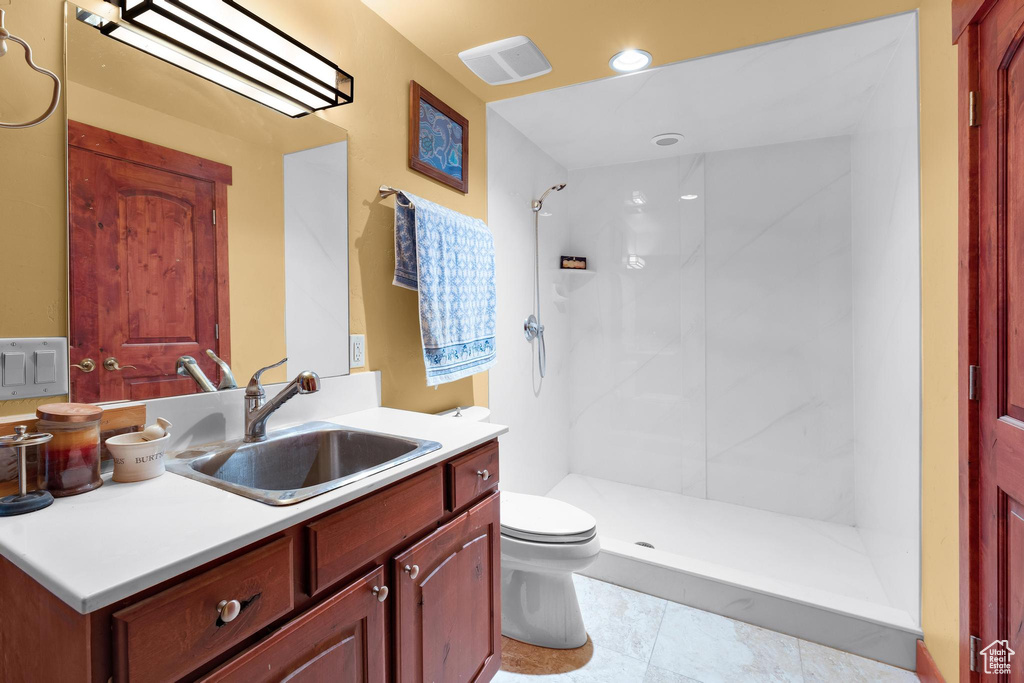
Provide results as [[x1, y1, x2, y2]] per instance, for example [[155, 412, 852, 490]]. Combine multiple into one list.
[[458, 36, 552, 85]]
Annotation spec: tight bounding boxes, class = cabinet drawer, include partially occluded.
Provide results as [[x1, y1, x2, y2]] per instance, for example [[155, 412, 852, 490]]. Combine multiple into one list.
[[112, 537, 294, 683], [201, 566, 387, 682], [307, 467, 444, 595], [447, 441, 499, 511]]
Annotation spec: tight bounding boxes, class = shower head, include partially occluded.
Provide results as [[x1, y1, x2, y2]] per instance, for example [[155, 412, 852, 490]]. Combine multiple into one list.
[[532, 183, 567, 212]]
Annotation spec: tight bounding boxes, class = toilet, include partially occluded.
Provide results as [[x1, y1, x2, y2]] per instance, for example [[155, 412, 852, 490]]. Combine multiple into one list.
[[437, 406, 601, 649], [499, 491, 600, 649]]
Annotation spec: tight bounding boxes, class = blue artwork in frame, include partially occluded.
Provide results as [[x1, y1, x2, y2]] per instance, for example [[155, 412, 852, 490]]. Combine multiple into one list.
[[419, 100, 463, 180], [409, 81, 469, 193]]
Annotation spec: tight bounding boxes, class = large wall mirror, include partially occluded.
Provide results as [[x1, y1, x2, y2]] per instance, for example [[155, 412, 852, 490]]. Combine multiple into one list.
[[65, 2, 349, 403]]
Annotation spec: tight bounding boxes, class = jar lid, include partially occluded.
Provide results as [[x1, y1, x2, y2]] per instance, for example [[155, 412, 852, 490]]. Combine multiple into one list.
[[36, 402, 103, 423]]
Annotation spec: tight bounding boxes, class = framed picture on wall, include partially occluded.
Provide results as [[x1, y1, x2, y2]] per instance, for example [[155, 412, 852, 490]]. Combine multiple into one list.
[[409, 81, 469, 193]]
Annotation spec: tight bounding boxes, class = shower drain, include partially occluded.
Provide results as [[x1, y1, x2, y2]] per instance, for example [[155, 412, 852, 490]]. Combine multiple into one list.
[[635, 541, 655, 549]]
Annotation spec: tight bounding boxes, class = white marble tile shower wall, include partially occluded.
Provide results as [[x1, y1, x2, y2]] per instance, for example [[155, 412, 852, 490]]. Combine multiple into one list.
[[565, 156, 706, 495], [705, 137, 855, 524], [851, 16, 921, 622], [486, 111, 572, 494]]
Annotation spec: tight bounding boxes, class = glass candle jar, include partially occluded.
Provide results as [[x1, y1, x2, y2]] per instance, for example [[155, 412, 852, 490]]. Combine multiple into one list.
[[36, 403, 103, 497]]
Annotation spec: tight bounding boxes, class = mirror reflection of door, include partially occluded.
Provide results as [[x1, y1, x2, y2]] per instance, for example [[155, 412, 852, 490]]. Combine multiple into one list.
[[68, 121, 231, 402]]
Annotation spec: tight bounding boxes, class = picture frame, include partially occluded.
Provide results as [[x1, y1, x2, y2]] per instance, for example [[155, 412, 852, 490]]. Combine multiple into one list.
[[409, 81, 469, 193]]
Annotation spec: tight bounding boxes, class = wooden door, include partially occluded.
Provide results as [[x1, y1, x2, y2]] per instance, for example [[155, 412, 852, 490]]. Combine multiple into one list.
[[394, 493, 501, 683], [200, 566, 387, 682], [959, 0, 1024, 678], [68, 121, 231, 402]]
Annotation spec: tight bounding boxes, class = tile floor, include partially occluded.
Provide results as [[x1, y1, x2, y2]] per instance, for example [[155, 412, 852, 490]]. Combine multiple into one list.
[[493, 575, 918, 683]]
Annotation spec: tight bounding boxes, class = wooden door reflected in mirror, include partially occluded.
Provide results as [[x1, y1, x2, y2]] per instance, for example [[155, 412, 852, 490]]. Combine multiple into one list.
[[69, 121, 231, 402]]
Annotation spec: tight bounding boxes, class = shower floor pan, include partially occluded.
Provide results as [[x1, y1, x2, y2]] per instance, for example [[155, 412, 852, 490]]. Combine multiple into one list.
[[546, 473, 921, 670]]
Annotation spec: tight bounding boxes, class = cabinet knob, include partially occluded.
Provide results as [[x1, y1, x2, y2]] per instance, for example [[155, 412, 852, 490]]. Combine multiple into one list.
[[372, 585, 389, 602], [404, 564, 420, 579], [217, 599, 241, 623], [477, 469, 490, 481]]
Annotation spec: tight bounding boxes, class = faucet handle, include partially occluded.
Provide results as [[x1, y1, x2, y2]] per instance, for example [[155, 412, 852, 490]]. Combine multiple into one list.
[[246, 357, 287, 397], [206, 349, 238, 390]]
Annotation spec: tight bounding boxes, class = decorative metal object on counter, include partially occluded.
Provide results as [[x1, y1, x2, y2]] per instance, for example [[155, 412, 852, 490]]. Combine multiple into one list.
[[35, 403, 103, 497], [0, 426, 54, 516]]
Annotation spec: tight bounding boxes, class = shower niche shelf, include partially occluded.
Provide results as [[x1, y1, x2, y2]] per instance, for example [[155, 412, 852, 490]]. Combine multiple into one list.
[[553, 269, 596, 303]]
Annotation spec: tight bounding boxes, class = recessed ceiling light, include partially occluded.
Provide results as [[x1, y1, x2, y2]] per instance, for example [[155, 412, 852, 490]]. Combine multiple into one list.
[[609, 49, 652, 73], [651, 133, 684, 147], [540, 211, 553, 217], [680, 194, 699, 200]]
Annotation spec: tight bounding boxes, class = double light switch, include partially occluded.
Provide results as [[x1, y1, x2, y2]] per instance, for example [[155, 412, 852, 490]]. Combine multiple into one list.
[[0, 338, 69, 400]]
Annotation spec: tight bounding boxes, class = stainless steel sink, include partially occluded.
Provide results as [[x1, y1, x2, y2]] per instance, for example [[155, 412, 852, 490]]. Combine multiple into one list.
[[166, 421, 442, 505]]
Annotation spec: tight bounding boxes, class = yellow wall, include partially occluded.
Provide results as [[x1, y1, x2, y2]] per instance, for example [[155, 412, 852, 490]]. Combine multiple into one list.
[[0, 0, 487, 416], [0, 0, 959, 678]]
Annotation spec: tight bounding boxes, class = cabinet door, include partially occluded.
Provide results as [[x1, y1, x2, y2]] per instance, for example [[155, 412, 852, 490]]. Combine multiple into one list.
[[201, 566, 387, 683], [394, 493, 501, 683]]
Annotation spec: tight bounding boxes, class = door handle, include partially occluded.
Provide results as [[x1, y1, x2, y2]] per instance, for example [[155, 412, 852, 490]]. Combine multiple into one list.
[[103, 357, 137, 372], [72, 358, 96, 373]]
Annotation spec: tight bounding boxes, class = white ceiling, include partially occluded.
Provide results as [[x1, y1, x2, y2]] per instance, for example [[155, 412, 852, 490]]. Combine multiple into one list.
[[488, 13, 916, 170]]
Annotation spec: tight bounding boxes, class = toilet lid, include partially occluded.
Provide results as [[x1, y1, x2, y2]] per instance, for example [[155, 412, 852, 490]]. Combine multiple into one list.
[[500, 492, 597, 544]]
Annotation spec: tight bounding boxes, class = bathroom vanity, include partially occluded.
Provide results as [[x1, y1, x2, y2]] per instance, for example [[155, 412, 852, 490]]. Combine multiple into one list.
[[0, 405, 504, 683]]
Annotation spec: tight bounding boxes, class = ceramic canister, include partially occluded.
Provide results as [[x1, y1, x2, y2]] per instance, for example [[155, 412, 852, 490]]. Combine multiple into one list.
[[105, 432, 170, 482]]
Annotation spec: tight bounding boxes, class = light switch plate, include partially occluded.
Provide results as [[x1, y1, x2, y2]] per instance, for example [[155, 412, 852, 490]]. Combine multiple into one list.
[[350, 334, 366, 368], [0, 338, 69, 400]]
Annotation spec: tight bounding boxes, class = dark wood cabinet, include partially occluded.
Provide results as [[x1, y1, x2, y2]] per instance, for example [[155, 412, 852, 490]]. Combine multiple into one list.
[[201, 566, 387, 682], [0, 439, 501, 683], [394, 493, 501, 683], [112, 537, 295, 683]]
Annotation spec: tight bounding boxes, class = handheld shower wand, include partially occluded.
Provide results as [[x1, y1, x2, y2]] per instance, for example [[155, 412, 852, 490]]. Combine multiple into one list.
[[525, 183, 567, 378]]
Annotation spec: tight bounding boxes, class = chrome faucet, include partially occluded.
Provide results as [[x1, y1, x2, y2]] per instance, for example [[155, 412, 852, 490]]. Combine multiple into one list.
[[176, 350, 238, 392], [244, 358, 321, 442], [176, 355, 217, 392]]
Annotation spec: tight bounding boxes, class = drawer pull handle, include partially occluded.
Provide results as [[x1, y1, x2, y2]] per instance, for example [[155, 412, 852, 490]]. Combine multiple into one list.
[[477, 469, 490, 481], [372, 585, 389, 603], [217, 599, 241, 623], [404, 564, 420, 579]]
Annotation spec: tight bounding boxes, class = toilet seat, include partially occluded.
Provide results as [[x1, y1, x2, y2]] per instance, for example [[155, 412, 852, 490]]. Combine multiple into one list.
[[500, 491, 597, 544]]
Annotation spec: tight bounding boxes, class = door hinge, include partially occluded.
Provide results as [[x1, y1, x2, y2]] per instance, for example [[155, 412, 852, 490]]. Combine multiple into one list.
[[215, 323, 219, 340], [970, 635, 982, 672], [969, 364, 980, 401], [969, 91, 980, 127], [212, 209, 217, 225]]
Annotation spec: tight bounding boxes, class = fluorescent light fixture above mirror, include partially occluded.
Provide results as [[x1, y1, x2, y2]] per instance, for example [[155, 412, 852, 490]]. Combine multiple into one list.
[[78, 0, 353, 117]]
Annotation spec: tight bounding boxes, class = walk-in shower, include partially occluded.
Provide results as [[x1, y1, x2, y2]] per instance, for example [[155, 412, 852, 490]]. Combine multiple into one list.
[[524, 183, 566, 378], [489, 11, 922, 671]]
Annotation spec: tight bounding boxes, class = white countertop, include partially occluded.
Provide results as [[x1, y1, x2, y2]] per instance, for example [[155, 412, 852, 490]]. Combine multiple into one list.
[[0, 408, 507, 614]]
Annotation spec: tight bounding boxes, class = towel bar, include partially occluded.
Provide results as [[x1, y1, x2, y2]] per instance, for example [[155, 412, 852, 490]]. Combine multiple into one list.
[[379, 185, 412, 207]]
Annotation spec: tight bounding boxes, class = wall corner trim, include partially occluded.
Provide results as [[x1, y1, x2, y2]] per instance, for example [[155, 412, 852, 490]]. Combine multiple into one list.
[[916, 639, 947, 683]]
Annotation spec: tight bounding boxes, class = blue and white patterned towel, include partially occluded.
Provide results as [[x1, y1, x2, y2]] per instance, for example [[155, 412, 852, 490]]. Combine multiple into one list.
[[393, 191, 496, 386]]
